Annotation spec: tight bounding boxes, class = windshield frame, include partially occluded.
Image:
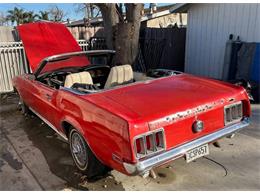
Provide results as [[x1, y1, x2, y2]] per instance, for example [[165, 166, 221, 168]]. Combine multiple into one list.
[[34, 50, 116, 78]]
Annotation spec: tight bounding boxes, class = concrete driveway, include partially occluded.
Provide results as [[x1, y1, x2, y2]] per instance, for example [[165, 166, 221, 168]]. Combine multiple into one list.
[[0, 94, 259, 190]]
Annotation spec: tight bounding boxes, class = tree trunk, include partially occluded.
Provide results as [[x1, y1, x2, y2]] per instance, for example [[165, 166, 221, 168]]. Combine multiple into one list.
[[98, 4, 118, 50], [98, 3, 143, 66]]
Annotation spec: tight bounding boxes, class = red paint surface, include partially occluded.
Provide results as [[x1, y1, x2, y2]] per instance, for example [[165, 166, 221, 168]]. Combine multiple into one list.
[[13, 73, 251, 175], [18, 22, 89, 73]]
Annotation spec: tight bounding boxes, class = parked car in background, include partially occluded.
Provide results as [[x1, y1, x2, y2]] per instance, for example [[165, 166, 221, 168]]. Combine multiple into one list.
[[13, 22, 251, 178]]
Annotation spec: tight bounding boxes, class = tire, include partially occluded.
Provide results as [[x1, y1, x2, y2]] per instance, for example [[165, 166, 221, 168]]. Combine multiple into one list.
[[18, 95, 30, 115], [69, 128, 109, 178]]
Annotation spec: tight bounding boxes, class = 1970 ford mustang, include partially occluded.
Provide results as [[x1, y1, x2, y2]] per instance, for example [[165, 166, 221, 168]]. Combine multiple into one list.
[[13, 22, 251, 178]]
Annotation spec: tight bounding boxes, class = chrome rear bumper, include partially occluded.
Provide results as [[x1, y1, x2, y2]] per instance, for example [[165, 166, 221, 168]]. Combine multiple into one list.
[[123, 118, 249, 175]]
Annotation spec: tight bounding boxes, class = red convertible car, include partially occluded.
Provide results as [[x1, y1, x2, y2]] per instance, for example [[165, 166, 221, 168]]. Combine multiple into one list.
[[13, 22, 250, 178]]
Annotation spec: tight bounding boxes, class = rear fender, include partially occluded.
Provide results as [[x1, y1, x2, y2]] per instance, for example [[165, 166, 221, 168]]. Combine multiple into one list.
[[60, 116, 106, 165]]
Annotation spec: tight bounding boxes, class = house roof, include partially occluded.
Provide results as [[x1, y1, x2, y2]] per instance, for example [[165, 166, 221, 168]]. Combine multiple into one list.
[[169, 3, 189, 13], [141, 3, 188, 22], [66, 17, 103, 27], [143, 4, 175, 15]]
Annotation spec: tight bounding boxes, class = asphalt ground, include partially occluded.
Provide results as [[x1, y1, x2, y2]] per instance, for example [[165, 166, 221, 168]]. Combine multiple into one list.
[[0, 94, 259, 190]]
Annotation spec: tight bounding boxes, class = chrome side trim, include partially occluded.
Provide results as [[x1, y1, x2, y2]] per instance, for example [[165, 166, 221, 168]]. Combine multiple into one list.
[[60, 87, 87, 95], [29, 107, 68, 141], [124, 118, 249, 175], [60, 86, 100, 95]]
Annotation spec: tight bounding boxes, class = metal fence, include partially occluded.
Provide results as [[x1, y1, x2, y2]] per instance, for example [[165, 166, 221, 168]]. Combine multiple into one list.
[[140, 27, 186, 71], [77, 40, 89, 51], [0, 40, 88, 93]]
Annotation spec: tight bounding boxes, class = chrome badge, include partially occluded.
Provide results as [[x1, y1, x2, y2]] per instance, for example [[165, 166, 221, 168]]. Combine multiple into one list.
[[192, 120, 204, 133]]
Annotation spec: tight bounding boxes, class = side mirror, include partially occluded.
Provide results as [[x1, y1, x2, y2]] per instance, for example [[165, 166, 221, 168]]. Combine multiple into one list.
[[27, 74, 36, 80]]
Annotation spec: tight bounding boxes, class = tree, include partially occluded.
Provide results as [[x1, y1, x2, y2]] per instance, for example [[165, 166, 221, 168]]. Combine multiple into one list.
[[74, 4, 101, 19], [6, 7, 39, 25], [24, 11, 38, 23], [96, 3, 144, 66], [48, 5, 67, 21], [37, 11, 49, 20], [6, 7, 27, 25]]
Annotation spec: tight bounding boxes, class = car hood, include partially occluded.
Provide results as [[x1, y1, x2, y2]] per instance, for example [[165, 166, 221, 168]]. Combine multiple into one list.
[[98, 74, 246, 121], [18, 22, 90, 73]]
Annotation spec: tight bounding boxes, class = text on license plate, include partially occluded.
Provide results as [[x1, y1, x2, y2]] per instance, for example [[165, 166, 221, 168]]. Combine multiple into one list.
[[186, 144, 209, 163]]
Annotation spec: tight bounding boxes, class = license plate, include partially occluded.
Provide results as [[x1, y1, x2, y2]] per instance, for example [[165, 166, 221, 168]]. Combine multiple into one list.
[[186, 144, 209, 163]]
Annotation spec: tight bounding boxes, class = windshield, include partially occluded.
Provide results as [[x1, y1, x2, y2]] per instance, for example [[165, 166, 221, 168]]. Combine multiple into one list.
[[35, 50, 115, 77]]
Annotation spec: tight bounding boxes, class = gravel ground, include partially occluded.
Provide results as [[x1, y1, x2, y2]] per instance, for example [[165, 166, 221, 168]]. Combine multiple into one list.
[[0, 94, 259, 190]]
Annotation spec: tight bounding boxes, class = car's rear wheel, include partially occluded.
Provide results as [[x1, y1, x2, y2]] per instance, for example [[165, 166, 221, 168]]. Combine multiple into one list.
[[69, 128, 109, 178]]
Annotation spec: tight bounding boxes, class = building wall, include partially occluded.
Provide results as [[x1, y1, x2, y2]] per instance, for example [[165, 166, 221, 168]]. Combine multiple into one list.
[[146, 13, 187, 28], [0, 26, 19, 42], [67, 26, 104, 40], [185, 3, 260, 79]]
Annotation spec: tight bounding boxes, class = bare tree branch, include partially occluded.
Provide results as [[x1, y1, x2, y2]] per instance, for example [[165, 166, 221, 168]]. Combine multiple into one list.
[[48, 5, 67, 21]]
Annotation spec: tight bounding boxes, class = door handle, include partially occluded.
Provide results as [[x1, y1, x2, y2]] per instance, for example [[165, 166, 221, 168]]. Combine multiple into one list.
[[45, 94, 52, 101]]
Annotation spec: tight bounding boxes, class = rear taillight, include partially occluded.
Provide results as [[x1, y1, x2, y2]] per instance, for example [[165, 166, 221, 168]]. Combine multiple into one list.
[[134, 128, 165, 159], [155, 131, 164, 149], [135, 137, 145, 155], [224, 101, 243, 125]]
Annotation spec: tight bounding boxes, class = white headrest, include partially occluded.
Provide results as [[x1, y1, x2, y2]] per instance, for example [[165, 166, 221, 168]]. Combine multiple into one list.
[[64, 71, 93, 88], [104, 65, 133, 89]]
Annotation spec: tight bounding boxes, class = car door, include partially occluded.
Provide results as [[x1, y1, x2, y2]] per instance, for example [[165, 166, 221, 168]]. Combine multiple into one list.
[[24, 78, 61, 131]]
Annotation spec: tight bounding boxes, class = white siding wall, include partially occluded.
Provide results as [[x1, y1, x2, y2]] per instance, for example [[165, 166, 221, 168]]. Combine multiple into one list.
[[0, 26, 18, 42], [185, 4, 260, 79]]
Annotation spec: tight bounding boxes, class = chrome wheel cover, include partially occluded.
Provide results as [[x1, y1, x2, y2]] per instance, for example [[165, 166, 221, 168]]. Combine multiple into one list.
[[71, 131, 88, 169]]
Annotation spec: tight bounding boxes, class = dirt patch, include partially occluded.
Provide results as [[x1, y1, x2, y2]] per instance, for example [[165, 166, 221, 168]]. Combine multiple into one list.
[[153, 166, 177, 184]]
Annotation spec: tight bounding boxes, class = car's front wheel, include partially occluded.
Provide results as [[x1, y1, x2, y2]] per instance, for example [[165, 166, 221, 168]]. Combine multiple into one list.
[[18, 95, 30, 115], [69, 128, 109, 178]]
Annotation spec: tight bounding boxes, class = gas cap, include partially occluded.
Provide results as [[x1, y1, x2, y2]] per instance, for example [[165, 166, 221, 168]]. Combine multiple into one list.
[[192, 120, 204, 133]]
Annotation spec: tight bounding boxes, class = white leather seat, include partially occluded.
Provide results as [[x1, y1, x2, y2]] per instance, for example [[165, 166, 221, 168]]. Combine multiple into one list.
[[64, 71, 93, 88], [104, 65, 133, 89]]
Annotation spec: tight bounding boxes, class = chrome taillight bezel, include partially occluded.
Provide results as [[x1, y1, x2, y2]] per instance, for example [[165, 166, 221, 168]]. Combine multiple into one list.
[[134, 128, 166, 159], [224, 101, 243, 126]]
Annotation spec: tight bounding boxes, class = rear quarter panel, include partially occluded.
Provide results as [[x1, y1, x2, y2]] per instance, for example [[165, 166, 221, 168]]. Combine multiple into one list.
[[55, 90, 132, 174]]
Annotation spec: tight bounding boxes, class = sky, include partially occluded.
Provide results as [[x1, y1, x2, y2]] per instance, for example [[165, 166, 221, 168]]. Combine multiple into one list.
[[0, 3, 85, 20], [0, 3, 171, 21]]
